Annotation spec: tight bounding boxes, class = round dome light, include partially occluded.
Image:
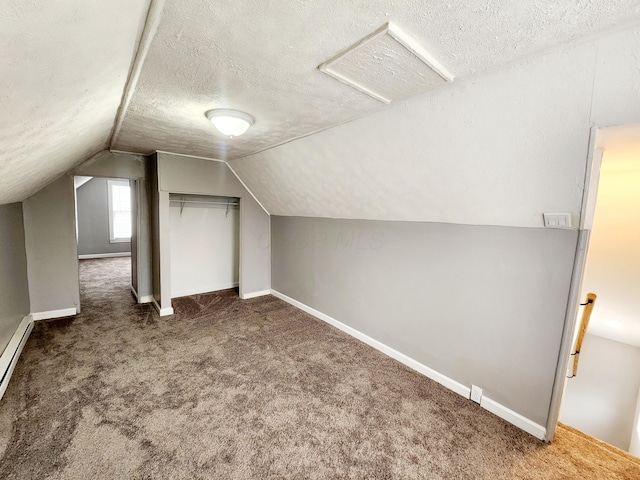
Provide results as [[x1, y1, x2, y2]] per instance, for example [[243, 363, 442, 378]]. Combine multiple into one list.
[[205, 109, 254, 137]]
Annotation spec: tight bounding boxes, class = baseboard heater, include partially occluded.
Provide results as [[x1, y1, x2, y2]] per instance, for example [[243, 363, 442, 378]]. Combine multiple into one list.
[[0, 316, 33, 401]]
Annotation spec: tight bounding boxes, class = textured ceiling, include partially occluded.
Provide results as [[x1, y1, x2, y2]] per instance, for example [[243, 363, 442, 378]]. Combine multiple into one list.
[[112, 0, 640, 160], [229, 22, 640, 227], [2, 1, 640, 206], [0, 0, 150, 205], [229, 43, 597, 227], [318, 22, 453, 104]]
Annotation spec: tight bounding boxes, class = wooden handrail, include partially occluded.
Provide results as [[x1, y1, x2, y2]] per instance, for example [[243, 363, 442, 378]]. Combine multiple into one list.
[[571, 293, 597, 377]]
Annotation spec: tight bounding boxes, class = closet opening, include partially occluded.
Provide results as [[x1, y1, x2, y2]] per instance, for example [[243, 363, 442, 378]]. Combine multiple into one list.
[[169, 194, 240, 299]]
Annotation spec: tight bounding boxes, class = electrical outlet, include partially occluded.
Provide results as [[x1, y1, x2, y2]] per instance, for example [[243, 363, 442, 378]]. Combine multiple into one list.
[[470, 385, 482, 404]]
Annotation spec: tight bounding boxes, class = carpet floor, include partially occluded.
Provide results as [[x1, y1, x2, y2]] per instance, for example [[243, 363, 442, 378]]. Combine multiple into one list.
[[1, 257, 639, 479]]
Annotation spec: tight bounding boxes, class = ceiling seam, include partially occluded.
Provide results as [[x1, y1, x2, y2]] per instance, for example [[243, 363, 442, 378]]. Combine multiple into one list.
[[108, 0, 166, 150], [224, 162, 271, 216], [114, 148, 272, 215]]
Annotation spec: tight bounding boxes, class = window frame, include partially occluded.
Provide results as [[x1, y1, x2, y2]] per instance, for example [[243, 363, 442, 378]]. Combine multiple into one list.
[[107, 179, 132, 243]]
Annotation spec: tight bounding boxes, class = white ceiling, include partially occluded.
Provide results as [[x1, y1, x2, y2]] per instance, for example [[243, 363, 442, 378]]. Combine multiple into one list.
[[2, 1, 640, 205], [0, 0, 150, 205], [112, 0, 640, 160], [583, 124, 640, 347]]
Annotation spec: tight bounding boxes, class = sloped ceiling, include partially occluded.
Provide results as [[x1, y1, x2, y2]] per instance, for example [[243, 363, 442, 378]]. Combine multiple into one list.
[[112, 0, 640, 159], [0, 0, 151, 205], [2, 1, 640, 206], [229, 22, 640, 227]]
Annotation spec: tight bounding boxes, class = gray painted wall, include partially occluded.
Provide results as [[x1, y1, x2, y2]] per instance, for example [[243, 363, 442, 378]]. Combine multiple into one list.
[[150, 154, 162, 304], [21, 150, 152, 315], [560, 333, 640, 451], [0, 203, 30, 356], [155, 153, 270, 301], [130, 178, 138, 291], [23, 175, 80, 314], [72, 150, 147, 179], [134, 176, 151, 300], [76, 177, 131, 256], [271, 216, 577, 426]]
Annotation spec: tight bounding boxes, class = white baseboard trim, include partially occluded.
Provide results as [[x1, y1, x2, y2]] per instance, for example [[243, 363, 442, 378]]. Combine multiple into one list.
[[0, 316, 33, 401], [78, 252, 131, 259], [270, 289, 547, 441], [171, 282, 239, 299], [31, 308, 77, 321], [270, 289, 470, 397], [151, 298, 174, 316], [241, 290, 271, 300], [481, 396, 546, 440]]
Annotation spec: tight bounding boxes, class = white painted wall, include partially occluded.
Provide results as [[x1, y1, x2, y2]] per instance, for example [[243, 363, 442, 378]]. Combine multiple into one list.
[[631, 388, 640, 456], [230, 24, 640, 228], [561, 334, 640, 451], [169, 202, 239, 298], [580, 149, 640, 347]]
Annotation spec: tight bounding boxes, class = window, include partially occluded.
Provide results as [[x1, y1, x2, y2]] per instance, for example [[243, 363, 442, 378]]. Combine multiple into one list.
[[108, 179, 132, 243]]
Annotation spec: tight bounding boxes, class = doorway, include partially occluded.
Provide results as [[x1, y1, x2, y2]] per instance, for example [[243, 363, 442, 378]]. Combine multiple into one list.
[[74, 176, 135, 308], [554, 123, 640, 455]]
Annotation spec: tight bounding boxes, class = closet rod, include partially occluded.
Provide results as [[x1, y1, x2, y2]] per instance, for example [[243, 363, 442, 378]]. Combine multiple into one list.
[[170, 200, 239, 206]]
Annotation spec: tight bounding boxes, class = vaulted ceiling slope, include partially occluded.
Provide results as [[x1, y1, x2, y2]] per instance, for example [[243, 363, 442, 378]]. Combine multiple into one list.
[[2, 1, 640, 207], [0, 0, 151, 205], [229, 24, 640, 227]]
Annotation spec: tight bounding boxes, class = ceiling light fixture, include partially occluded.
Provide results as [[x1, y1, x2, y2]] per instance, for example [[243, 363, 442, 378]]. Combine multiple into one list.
[[205, 109, 254, 137]]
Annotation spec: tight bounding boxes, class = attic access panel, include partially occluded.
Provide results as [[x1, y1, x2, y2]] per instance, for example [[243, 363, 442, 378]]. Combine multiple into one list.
[[319, 22, 453, 104]]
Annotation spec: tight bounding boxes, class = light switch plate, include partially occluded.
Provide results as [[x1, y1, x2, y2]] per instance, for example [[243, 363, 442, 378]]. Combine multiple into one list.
[[543, 213, 572, 229]]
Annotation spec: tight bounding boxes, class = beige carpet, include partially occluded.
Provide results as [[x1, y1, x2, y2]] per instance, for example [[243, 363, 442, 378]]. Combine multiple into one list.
[[0, 257, 639, 479]]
